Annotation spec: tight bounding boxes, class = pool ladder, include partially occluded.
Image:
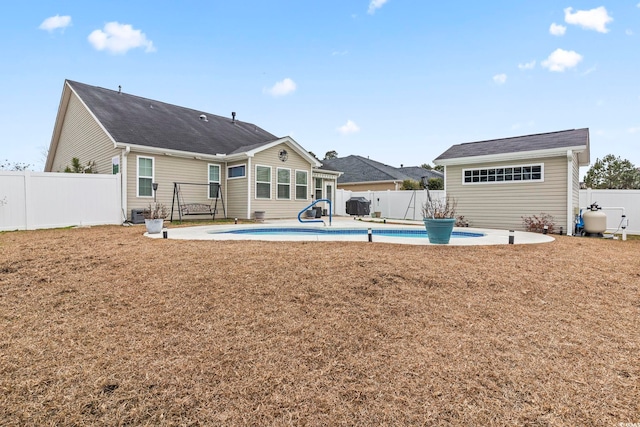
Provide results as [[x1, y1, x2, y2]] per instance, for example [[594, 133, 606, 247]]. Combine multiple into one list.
[[297, 199, 332, 226]]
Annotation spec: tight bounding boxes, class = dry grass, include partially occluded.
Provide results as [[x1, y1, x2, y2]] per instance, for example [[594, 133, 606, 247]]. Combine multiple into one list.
[[1, 225, 639, 426]]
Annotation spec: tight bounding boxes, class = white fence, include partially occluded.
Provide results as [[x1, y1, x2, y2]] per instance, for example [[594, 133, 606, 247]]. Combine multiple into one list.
[[0, 171, 122, 231], [337, 188, 639, 234], [579, 189, 640, 234], [336, 189, 445, 221]]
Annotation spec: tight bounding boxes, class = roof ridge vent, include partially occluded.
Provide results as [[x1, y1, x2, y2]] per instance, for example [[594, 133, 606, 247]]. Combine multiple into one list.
[[231, 112, 236, 123], [199, 114, 208, 122]]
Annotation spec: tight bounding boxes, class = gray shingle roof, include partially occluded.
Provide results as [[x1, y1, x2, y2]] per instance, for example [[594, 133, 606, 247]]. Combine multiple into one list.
[[434, 128, 589, 161], [67, 80, 278, 156], [398, 166, 443, 181], [319, 155, 442, 184]]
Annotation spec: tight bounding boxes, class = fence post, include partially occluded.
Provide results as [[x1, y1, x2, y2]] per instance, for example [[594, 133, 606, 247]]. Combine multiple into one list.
[[23, 171, 32, 230]]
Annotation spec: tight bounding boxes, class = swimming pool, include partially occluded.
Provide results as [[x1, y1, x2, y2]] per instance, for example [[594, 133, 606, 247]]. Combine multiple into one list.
[[209, 227, 485, 239], [146, 218, 555, 245]]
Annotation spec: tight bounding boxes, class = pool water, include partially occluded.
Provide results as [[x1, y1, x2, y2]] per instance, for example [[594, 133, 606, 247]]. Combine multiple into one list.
[[210, 227, 484, 238]]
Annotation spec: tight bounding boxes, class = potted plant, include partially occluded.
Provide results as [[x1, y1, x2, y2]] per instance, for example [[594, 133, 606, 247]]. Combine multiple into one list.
[[143, 203, 168, 234], [422, 192, 457, 244]]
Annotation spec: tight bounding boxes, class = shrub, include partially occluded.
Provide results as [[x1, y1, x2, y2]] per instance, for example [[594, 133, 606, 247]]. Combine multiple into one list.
[[422, 194, 457, 219], [521, 213, 556, 233], [400, 179, 421, 190], [455, 215, 469, 227], [427, 177, 444, 190]]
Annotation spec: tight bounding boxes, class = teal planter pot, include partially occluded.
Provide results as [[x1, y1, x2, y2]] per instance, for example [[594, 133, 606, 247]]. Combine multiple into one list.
[[423, 218, 456, 244]]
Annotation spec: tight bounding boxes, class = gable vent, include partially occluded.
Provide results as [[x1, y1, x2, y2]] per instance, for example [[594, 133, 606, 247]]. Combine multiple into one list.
[[199, 114, 208, 122]]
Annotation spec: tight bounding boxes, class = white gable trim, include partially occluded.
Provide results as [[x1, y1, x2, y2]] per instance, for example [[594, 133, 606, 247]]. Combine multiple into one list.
[[245, 137, 321, 167]]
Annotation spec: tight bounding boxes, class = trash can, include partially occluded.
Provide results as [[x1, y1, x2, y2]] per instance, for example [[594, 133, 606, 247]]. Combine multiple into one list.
[[313, 206, 322, 218]]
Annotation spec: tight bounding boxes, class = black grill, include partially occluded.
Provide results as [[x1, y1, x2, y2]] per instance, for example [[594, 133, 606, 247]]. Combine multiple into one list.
[[345, 197, 371, 216]]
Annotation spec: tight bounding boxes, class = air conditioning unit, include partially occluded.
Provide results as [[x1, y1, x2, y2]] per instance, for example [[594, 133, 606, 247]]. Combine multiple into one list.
[[131, 209, 146, 224]]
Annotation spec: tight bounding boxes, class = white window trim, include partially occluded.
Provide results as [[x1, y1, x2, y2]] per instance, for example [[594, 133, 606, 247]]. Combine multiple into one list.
[[255, 164, 272, 200], [137, 155, 154, 198], [461, 163, 544, 185], [208, 163, 221, 199], [296, 170, 309, 200], [227, 164, 247, 180], [277, 167, 291, 200]]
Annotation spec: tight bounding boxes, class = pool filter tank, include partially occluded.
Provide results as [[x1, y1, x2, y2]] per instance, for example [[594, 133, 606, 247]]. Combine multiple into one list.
[[582, 202, 607, 235]]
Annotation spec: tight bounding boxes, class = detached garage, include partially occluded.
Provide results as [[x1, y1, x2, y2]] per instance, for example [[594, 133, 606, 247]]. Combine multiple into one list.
[[434, 129, 590, 235]]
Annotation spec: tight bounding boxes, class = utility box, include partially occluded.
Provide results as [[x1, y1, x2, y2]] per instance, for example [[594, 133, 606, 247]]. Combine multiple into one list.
[[131, 209, 145, 224]]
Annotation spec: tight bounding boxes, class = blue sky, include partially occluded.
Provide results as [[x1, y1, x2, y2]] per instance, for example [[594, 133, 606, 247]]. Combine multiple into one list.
[[1, 1, 639, 176]]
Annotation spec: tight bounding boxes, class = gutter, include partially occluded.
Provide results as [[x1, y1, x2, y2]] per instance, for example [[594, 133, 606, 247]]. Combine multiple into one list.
[[435, 145, 589, 166]]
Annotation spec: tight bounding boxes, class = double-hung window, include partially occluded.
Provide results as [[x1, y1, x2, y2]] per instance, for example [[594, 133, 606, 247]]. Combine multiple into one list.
[[137, 156, 154, 197], [277, 168, 291, 200], [256, 165, 271, 199], [296, 171, 308, 200], [208, 164, 220, 198]]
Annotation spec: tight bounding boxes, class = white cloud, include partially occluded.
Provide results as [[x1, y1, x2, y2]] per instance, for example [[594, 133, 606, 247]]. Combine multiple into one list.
[[88, 22, 155, 54], [39, 15, 71, 32], [637, 2, 640, 8], [549, 23, 566, 36], [367, 0, 388, 14], [564, 6, 613, 33], [337, 120, 360, 135], [264, 78, 297, 97], [541, 48, 583, 72], [581, 65, 597, 76], [493, 74, 507, 84], [518, 60, 536, 70], [332, 50, 348, 56], [628, 127, 640, 134], [626, 29, 634, 36]]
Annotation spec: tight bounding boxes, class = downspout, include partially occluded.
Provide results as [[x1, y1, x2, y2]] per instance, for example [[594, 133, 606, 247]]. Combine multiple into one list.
[[122, 146, 130, 222], [246, 157, 252, 219], [566, 150, 573, 236], [443, 166, 447, 193]]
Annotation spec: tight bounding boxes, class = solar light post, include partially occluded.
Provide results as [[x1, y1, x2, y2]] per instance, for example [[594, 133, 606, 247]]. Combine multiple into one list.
[[152, 183, 158, 202]]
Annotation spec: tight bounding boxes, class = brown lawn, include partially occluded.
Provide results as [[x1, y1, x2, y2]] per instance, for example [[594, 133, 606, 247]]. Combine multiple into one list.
[[0, 224, 639, 426]]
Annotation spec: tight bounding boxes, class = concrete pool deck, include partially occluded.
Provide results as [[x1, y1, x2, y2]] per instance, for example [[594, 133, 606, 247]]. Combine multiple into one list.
[[146, 217, 555, 246]]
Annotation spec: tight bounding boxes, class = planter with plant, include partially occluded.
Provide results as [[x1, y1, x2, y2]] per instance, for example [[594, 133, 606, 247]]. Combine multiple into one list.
[[422, 191, 457, 244], [143, 203, 168, 234]]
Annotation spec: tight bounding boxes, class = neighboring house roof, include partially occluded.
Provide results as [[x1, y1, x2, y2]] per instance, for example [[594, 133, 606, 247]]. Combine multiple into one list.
[[319, 155, 442, 184], [434, 128, 590, 166], [398, 166, 443, 181]]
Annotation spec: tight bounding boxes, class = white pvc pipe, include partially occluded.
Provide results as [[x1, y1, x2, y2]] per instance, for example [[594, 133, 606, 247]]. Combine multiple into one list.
[[594, 206, 627, 241]]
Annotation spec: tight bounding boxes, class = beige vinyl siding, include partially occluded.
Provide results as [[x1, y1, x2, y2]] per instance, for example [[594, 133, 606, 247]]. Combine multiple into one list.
[[126, 153, 226, 217], [250, 145, 312, 219], [445, 156, 568, 231], [50, 92, 119, 174], [225, 162, 249, 219]]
